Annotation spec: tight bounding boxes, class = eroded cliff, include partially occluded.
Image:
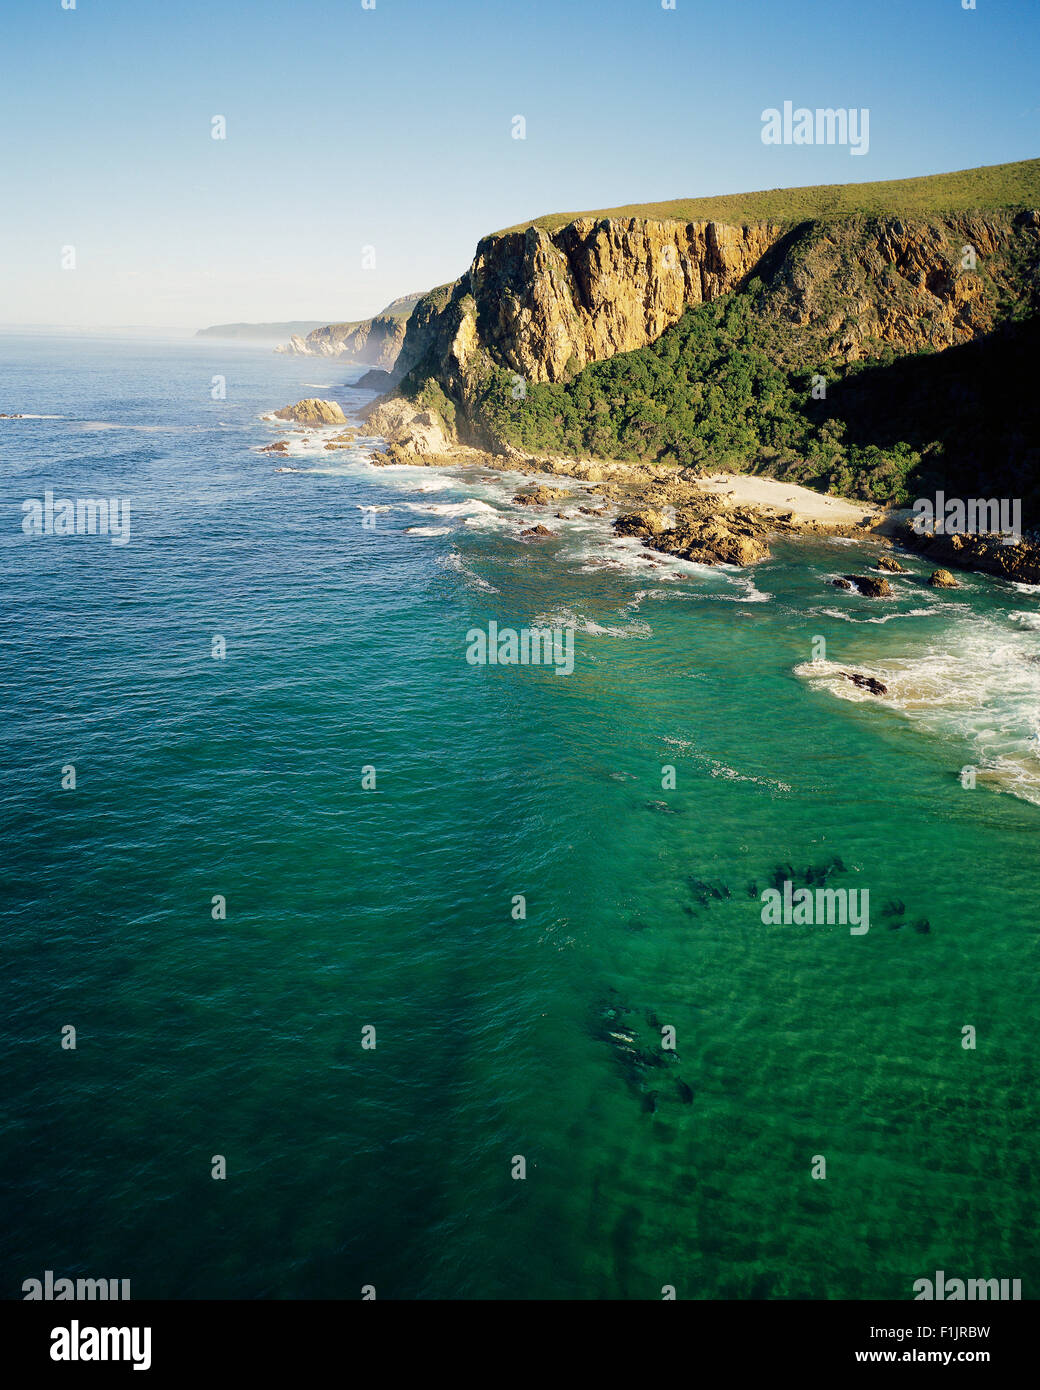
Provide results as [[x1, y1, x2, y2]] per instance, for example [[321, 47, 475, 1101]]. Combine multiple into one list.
[[394, 208, 1037, 427]]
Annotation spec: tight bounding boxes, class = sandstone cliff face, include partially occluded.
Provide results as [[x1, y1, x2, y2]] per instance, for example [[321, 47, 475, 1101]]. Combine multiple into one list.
[[396, 218, 784, 390], [762, 210, 1038, 361], [387, 207, 1038, 451], [469, 218, 785, 381]]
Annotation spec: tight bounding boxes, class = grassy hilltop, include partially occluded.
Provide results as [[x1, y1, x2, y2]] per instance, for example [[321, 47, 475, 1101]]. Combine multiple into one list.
[[500, 158, 1040, 234]]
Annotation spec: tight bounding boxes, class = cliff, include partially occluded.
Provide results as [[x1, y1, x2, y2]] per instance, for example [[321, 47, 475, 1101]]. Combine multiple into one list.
[[393, 219, 785, 390], [304, 312, 409, 369], [394, 208, 1037, 402], [278, 292, 427, 367], [372, 159, 1040, 510]]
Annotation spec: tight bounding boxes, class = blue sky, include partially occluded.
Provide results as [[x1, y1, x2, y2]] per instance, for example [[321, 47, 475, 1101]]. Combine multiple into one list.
[[1, 0, 1037, 329]]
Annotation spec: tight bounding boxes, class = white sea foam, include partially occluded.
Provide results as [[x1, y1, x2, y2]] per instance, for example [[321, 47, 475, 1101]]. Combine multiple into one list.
[[794, 617, 1040, 804], [815, 605, 937, 625], [463, 510, 514, 530], [402, 499, 498, 519], [661, 737, 792, 792], [406, 526, 452, 537], [704, 575, 774, 603], [1009, 610, 1040, 631], [438, 552, 500, 593], [71, 421, 173, 432], [532, 605, 651, 639]]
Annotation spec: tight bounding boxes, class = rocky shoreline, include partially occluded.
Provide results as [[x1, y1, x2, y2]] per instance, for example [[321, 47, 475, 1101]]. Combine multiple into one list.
[[895, 521, 1040, 586], [265, 394, 1040, 583], [351, 394, 887, 566]]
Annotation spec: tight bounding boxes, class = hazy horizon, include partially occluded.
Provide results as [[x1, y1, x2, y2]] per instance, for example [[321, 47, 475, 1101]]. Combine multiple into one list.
[[2, 0, 1038, 330]]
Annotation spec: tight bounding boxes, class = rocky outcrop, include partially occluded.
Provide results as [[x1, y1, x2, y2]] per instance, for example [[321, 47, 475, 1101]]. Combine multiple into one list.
[[762, 211, 1037, 362], [513, 486, 568, 506], [278, 293, 426, 367], [361, 396, 454, 458], [898, 520, 1040, 585], [274, 334, 313, 356], [840, 671, 889, 696], [467, 218, 784, 383], [306, 313, 408, 369], [929, 567, 959, 588], [841, 574, 893, 597], [615, 500, 771, 566], [877, 554, 908, 572], [272, 398, 347, 426], [356, 368, 395, 390], [324, 429, 360, 450]]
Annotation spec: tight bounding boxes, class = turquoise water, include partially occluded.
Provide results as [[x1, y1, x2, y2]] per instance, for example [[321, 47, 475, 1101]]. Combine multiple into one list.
[[2, 333, 1038, 1299]]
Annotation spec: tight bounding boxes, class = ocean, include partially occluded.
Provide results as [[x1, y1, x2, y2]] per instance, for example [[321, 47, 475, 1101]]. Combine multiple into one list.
[[2, 332, 1038, 1300]]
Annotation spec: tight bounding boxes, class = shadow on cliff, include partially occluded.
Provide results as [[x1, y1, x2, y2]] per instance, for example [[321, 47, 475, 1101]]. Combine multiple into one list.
[[807, 315, 1040, 516]]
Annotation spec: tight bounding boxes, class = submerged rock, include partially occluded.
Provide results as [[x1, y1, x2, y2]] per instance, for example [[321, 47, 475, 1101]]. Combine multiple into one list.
[[260, 440, 290, 453], [687, 876, 730, 904]]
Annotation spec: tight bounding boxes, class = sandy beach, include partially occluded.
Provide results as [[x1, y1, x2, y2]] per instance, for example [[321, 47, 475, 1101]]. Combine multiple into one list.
[[695, 470, 886, 529]]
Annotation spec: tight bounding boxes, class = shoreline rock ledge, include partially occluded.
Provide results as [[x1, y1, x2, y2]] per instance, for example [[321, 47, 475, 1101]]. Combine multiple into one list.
[[614, 503, 771, 567]]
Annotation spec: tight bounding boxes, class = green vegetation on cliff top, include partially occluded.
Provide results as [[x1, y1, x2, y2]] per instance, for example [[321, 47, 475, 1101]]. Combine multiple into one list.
[[500, 158, 1040, 234]]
